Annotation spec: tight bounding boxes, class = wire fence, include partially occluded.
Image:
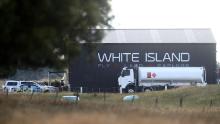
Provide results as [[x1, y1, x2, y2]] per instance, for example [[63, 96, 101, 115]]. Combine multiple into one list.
[[1, 86, 220, 110], [71, 87, 120, 93], [1, 90, 219, 109]]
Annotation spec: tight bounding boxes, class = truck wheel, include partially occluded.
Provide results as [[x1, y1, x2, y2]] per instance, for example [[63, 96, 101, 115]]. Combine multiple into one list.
[[144, 88, 152, 92], [127, 88, 135, 93]]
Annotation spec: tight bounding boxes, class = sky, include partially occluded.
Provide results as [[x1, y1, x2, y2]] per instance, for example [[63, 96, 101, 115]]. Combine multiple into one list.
[[110, 0, 220, 62]]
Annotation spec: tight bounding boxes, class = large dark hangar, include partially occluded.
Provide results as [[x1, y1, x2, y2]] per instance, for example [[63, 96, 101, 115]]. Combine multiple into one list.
[[69, 29, 216, 91]]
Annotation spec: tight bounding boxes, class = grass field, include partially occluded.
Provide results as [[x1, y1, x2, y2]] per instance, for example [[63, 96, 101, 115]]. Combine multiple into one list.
[[1, 85, 220, 124]]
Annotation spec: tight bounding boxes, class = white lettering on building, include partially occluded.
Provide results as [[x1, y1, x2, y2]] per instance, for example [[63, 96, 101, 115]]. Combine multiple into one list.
[[98, 52, 190, 63]]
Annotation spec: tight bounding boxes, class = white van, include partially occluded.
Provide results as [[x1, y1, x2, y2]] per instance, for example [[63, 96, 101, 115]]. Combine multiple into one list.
[[2, 80, 21, 92]]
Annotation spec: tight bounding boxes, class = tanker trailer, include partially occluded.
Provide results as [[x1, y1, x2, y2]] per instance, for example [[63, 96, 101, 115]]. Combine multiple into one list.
[[118, 67, 207, 93]]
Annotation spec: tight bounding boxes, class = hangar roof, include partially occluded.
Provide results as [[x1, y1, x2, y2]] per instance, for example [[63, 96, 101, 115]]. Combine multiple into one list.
[[102, 29, 216, 43]]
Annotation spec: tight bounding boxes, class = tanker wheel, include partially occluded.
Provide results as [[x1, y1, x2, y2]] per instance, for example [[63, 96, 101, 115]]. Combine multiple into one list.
[[144, 88, 152, 92], [127, 88, 135, 93]]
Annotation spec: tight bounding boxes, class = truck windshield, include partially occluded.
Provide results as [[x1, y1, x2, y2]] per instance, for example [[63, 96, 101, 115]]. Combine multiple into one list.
[[122, 70, 130, 77]]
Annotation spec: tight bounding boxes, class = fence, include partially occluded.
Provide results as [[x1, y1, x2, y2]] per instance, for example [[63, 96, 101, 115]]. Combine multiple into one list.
[[1, 86, 220, 110], [71, 87, 120, 93], [1, 91, 219, 109]]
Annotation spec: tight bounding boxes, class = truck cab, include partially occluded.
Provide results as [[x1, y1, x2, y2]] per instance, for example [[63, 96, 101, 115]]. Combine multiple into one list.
[[118, 67, 136, 93]]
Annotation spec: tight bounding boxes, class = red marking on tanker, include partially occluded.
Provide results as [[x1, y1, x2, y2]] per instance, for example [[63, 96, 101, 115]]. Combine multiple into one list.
[[152, 73, 157, 78], [147, 72, 151, 78]]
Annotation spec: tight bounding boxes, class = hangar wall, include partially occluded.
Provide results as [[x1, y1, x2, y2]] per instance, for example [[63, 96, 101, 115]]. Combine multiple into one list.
[[69, 43, 216, 90]]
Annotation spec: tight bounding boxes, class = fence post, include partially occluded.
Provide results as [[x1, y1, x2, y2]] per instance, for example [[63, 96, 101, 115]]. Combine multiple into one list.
[[209, 99, 213, 107], [103, 89, 106, 104], [75, 90, 79, 105], [6, 88, 9, 98], [94, 92, 97, 97], [55, 89, 59, 103], [179, 97, 183, 108], [93, 88, 97, 97], [30, 91, 34, 101], [80, 86, 83, 94], [132, 95, 135, 104], [155, 97, 158, 107]]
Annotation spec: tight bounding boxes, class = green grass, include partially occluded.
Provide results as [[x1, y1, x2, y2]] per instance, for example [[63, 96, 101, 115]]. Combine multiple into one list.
[[2, 85, 220, 109], [57, 85, 220, 109], [1, 85, 220, 124]]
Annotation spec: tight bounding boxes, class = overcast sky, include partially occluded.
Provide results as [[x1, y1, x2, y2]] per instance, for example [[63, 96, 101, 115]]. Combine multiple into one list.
[[110, 0, 220, 62]]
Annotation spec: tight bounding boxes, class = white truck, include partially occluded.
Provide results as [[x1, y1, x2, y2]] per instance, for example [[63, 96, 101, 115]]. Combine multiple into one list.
[[118, 67, 207, 93]]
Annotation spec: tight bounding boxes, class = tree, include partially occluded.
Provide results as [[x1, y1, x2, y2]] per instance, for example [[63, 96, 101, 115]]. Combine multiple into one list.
[[0, 0, 112, 77]]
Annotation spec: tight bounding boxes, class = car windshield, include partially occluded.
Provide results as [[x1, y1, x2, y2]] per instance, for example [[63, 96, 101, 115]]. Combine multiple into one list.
[[20, 84, 28, 87], [7, 82, 17, 86], [21, 82, 34, 85], [38, 83, 45, 86], [31, 84, 37, 87]]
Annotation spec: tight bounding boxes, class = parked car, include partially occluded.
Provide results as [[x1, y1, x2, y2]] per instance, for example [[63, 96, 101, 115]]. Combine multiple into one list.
[[35, 83, 57, 93], [3, 81, 39, 92], [2, 80, 20, 93], [47, 85, 58, 92], [3, 80, 57, 93], [19, 83, 42, 93]]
